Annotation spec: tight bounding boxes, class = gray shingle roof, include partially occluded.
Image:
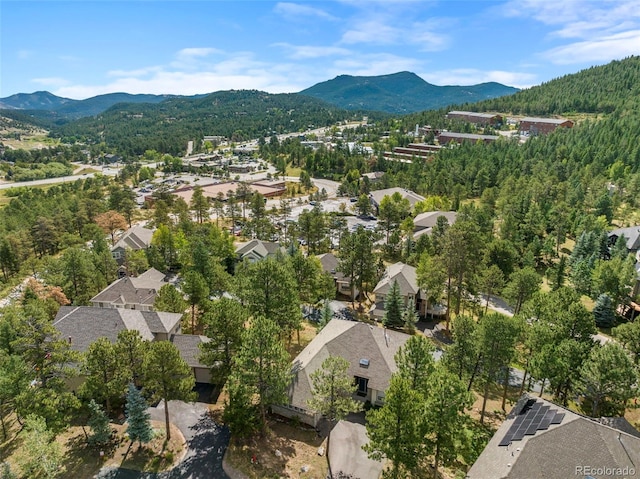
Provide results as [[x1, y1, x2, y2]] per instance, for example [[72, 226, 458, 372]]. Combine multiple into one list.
[[90, 268, 167, 308], [413, 211, 457, 238], [467, 395, 640, 479], [609, 226, 640, 251], [317, 252, 346, 282], [170, 334, 211, 368], [287, 320, 412, 411], [235, 239, 284, 260], [53, 306, 182, 353], [111, 225, 154, 251], [373, 262, 420, 297]]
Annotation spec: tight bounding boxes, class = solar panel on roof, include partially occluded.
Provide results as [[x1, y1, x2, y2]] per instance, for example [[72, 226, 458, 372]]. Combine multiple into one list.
[[498, 400, 566, 446]]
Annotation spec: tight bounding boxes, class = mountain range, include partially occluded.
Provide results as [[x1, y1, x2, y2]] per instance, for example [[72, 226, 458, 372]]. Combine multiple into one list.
[[300, 72, 519, 114], [0, 72, 518, 120]]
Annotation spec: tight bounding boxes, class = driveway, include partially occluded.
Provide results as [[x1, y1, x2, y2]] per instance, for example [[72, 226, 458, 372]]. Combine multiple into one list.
[[95, 401, 230, 479], [328, 420, 383, 479]]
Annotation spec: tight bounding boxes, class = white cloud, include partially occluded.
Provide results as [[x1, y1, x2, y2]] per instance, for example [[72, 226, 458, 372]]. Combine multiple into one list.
[[420, 69, 537, 89], [274, 2, 337, 21], [543, 30, 640, 65], [107, 66, 164, 78], [176, 47, 222, 59], [340, 18, 449, 51], [31, 77, 70, 88], [273, 43, 351, 59]]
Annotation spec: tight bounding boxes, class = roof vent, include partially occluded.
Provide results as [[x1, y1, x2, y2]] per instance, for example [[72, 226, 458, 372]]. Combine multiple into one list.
[[359, 359, 369, 368]]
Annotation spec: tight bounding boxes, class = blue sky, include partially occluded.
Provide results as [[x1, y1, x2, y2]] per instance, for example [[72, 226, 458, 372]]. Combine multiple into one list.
[[2, 0, 640, 99]]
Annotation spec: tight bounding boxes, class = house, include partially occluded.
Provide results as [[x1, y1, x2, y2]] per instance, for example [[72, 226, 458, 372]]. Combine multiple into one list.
[[608, 225, 640, 259], [446, 111, 503, 126], [467, 395, 640, 479], [54, 306, 182, 348], [169, 334, 212, 383], [519, 117, 574, 136], [369, 188, 425, 214], [272, 319, 413, 426], [53, 306, 211, 383], [412, 211, 457, 239], [111, 225, 154, 265], [317, 252, 354, 298], [371, 262, 425, 320], [361, 171, 384, 183], [437, 131, 499, 145], [89, 268, 167, 311], [235, 239, 285, 262]]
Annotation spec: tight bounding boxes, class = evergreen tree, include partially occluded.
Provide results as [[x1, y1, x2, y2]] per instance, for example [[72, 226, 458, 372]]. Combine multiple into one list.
[[142, 341, 196, 440], [593, 294, 616, 328], [395, 335, 436, 393], [382, 280, 403, 329], [443, 315, 478, 382], [200, 297, 248, 385], [16, 415, 63, 479], [318, 299, 333, 331], [125, 383, 153, 448], [578, 343, 638, 416], [153, 284, 187, 314], [364, 376, 424, 478], [612, 320, 640, 365], [308, 355, 362, 478], [423, 365, 474, 478], [226, 316, 290, 434], [81, 337, 126, 413], [0, 462, 16, 479], [87, 399, 112, 446]]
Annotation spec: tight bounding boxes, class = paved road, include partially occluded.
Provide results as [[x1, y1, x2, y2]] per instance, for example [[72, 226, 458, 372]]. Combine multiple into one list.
[[95, 401, 230, 479], [0, 168, 118, 190]]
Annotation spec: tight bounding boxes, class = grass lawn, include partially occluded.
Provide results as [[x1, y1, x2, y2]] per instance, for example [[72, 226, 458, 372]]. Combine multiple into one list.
[[285, 166, 302, 177], [1, 414, 185, 478]]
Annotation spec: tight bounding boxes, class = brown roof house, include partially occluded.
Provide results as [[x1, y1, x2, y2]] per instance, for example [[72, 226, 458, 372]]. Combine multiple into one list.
[[271, 319, 412, 426], [111, 224, 154, 265], [467, 395, 640, 479], [53, 306, 212, 383], [317, 252, 355, 299], [235, 239, 285, 262], [371, 262, 426, 320], [90, 268, 167, 312], [519, 117, 574, 136]]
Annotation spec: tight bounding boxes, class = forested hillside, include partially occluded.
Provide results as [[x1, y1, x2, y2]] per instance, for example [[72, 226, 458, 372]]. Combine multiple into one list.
[[473, 55, 640, 115], [300, 71, 518, 113], [50, 90, 379, 156]]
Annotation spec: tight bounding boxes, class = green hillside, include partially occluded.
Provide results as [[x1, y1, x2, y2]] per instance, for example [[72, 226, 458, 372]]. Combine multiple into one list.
[[300, 71, 519, 113], [51, 89, 378, 156], [474, 56, 640, 115]]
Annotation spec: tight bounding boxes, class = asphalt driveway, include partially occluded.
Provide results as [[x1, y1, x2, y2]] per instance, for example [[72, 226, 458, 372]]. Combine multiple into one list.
[[95, 401, 230, 479]]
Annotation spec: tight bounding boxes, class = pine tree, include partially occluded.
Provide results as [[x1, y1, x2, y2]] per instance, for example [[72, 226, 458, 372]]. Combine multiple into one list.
[[382, 280, 403, 329], [0, 462, 16, 479], [16, 415, 63, 479], [593, 294, 616, 328], [87, 399, 112, 446], [318, 299, 333, 331], [401, 305, 419, 334], [308, 356, 362, 423], [125, 383, 153, 448]]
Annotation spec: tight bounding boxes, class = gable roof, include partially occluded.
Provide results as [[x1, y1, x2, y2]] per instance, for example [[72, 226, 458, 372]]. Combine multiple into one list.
[[413, 211, 457, 238], [112, 225, 154, 251], [520, 117, 573, 125], [317, 252, 346, 282], [170, 334, 211, 368], [373, 262, 420, 297], [235, 239, 284, 260], [608, 225, 640, 251], [467, 395, 640, 479], [90, 268, 167, 308], [53, 306, 182, 353], [369, 188, 425, 208], [287, 320, 412, 412]]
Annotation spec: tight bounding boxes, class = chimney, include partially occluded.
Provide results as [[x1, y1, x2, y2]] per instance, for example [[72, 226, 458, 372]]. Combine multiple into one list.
[[68, 336, 72, 344]]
